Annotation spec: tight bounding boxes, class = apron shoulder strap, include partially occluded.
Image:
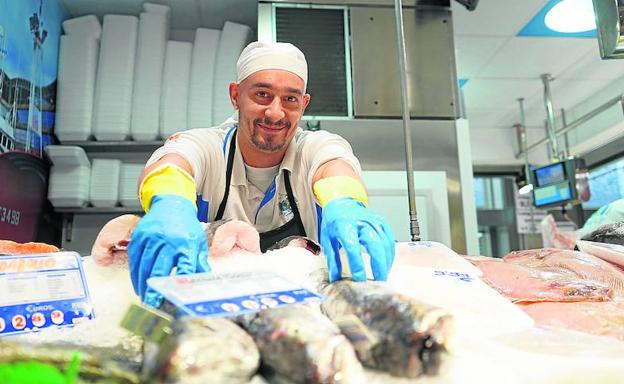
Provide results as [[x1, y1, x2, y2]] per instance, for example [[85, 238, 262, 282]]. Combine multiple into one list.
[[283, 170, 305, 233], [215, 129, 237, 220]]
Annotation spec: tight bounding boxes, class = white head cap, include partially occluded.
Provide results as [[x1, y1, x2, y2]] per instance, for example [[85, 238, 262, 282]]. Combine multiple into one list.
[[236, 41, 308, 90]]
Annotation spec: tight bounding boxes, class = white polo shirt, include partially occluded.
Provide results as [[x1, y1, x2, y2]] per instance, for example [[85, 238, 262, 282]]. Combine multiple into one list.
[[146, 118, 362, 241]]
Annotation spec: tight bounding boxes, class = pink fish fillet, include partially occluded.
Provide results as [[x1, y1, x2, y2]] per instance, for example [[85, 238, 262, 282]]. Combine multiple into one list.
[[519, 301, 624, 341], [503, 248, 624, 298], [208, 220, 261, 257], [92, 216, 261, 266], [91, 214, 141, 266], [473, 260, 613, 303]]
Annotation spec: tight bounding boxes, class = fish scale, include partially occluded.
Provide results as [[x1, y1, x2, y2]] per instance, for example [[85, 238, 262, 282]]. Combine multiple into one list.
[[237, 304, 365, 384], [319, 280, 454, 378]]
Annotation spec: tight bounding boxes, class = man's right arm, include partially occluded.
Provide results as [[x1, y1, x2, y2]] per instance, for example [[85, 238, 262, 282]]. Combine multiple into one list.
[[138, 153, 194, 190], [129, 152, 209, 308]]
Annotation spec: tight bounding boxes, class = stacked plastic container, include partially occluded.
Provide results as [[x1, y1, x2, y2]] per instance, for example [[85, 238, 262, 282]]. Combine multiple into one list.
[[160, 41, 192, 139], [92, 15, 138, 141], [89, 159, 121, 207], [130, 9, 169, 141], [55, 16, 101, 141], [119, 164, 144, 208], [212, 21, 252, 125], [188, 28, 220, 128], [61, 15, 102, 38], [45, 146, 91, 208]]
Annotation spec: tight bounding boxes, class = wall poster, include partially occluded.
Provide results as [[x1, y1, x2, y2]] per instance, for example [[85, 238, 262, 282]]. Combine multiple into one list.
[[0, 0, 67, 157]]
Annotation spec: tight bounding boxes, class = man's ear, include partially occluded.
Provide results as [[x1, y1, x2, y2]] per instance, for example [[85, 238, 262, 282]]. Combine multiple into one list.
[[302, 93, 311, 111], [229, 82, 239, 109]]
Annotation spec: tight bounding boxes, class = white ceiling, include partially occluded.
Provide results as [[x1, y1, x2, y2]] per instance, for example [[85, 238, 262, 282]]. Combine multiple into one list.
[[452, 0, 624, 132]]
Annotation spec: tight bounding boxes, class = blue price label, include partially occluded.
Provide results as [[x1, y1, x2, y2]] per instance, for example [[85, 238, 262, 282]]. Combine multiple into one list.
[[0, 252, 94, 336], [148, 271, 323, 318]]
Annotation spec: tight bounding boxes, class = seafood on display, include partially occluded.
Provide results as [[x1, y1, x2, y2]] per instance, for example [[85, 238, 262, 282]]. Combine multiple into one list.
[[237, 304, 365, 384], [319, 279, 455, 378]]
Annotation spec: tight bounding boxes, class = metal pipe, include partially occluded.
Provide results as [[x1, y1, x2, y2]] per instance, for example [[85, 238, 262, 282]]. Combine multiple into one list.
[[393, 0, 420, 241], [541, 74, 560, 161], [518, 98, 536, 234], [561, 108, 570, 158], [516, 93, 624, 158]]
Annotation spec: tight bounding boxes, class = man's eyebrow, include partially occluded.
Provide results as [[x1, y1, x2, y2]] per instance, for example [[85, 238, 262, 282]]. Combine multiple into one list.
[[250, 82, 303, 95], [286, 87, 303, 96], [250, 82, 273, 89]]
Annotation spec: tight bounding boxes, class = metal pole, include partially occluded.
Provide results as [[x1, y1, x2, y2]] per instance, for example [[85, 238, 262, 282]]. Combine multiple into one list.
[[518, 98, 536, 234], [561, 108, 570, 158], [516, 94, 624, 157], [393, 0, 420, 241], [541, 73, 560, 161]]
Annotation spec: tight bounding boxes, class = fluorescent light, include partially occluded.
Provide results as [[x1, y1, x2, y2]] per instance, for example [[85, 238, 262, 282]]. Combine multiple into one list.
[[544, 0, 596, 33], [519, 184, 534, 195]]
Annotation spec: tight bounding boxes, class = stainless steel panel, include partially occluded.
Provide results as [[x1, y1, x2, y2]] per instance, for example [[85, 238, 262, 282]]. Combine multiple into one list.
[[319, 119, 466, 253], [350, 7, 459, 119], [263, 0, 450, 7], [593, 0, 624, 59]]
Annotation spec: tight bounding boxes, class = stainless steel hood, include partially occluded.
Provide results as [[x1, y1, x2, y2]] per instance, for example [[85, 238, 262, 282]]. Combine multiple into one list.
[[593, 0, 624, 59]]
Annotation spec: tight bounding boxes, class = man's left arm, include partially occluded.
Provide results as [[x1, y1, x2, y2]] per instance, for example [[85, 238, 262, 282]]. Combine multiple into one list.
[[312, 159, 396, 282]]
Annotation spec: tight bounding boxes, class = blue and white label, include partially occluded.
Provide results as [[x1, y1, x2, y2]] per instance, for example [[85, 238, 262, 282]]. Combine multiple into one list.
[[148, 271, 323, 318], [0, 252, 94, 336]]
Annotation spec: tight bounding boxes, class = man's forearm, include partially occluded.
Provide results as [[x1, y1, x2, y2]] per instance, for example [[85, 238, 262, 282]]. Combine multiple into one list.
[[312, 159, 362, 185], [138, 154, 195, 192]]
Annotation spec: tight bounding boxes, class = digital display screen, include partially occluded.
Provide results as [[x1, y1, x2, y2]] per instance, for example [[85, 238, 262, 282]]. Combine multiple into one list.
[[533, 181, 573, 207], [534, 163, 566, 187]]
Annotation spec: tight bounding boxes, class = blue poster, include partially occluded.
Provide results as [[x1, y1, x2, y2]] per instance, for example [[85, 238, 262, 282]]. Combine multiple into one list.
[[0, 0, 68, 157]]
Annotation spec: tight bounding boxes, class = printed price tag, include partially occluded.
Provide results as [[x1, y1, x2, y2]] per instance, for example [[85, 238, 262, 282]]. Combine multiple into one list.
[[0, 252, 94, 336], [148, 271, 323, 318], [433, 269, 476, 283]]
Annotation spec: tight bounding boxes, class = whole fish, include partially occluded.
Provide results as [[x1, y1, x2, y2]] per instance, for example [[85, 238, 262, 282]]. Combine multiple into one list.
[[148, 316, 260, 383], [237, 304, 365, 384], [319, 280, 454, 378], [582, 221, 624, 246]]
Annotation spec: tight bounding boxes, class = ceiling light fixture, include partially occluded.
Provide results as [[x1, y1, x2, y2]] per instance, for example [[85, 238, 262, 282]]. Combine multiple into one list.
[[519, 184, 534, 195], [544, 0, 596, 33]]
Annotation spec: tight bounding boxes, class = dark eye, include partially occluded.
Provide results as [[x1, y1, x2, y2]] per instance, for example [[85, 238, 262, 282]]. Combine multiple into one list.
[[285, 96, 298, 103], [256, 91, 269, 98]]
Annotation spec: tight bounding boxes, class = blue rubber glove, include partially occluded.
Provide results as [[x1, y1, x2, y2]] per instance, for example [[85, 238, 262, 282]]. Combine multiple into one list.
[[128, 194, 210, 308], [319, 197, 396, 282]]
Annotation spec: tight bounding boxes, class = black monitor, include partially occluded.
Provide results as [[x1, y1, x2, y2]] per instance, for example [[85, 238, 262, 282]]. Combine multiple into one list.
[[532, 160, 576, 208]]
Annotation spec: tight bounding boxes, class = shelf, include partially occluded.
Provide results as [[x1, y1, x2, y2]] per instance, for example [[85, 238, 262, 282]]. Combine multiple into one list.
[[55, 206, 143, 214], [57, 206, 143, 242], [60, 140, 164, 153]]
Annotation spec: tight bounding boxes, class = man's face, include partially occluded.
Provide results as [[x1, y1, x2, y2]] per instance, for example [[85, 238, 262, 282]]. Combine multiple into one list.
[[230, 70, 310, 154]]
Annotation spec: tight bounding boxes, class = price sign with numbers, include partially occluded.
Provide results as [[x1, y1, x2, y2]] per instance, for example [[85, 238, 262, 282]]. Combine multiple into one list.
[[0, 252, 94, 336], [148, 271, 322, 318]]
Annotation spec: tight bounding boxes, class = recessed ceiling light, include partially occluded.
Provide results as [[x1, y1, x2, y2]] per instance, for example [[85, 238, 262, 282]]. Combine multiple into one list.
[[544, 0, 596, 33]]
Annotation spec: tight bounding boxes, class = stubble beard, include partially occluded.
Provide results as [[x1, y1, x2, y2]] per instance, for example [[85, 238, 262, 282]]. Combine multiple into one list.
[[249, 117, 292, 152]]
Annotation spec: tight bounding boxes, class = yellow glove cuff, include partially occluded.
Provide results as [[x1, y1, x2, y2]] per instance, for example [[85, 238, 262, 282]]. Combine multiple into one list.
[[139, 164, 197, 212], [313, 176, 368, 208]]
